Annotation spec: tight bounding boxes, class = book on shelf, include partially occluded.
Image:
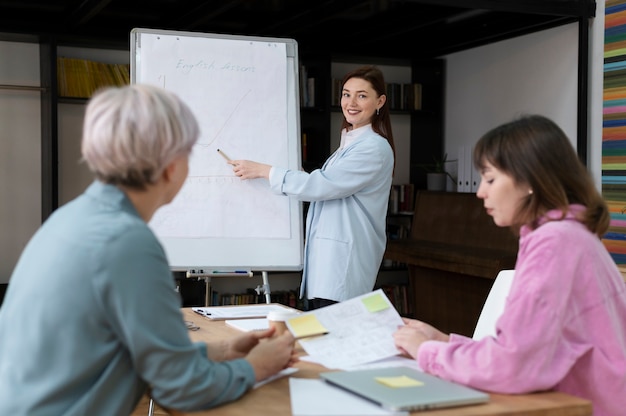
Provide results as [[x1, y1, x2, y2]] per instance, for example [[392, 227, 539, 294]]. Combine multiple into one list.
[[389, 186, 399, 214], [412, 83, 422, 110], [388, 184, 415, 214], [331, 78, 342, 107], [57, 57, 130, 98], [386, 222, 410, 240], [380, 82, 422, 110], [385, 82, 402, 110], [298, 63, 317, 108], [299, 63, 308, 107], [306, 77, 315, 107], [402, 83, 423, 111]]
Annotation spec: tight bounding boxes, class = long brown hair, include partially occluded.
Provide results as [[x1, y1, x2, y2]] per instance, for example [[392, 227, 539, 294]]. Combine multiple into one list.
[[473, 114, 609, 236], [339, 65, 395, 158]]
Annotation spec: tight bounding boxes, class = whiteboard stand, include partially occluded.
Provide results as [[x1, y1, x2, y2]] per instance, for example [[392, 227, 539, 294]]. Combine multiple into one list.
[[255, 271, 272, 304], [186, 269, 255, 307]]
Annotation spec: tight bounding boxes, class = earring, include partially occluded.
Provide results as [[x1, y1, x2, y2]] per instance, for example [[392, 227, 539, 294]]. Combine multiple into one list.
[[528, 189, 533, 195], [376, 108, 380, 115]]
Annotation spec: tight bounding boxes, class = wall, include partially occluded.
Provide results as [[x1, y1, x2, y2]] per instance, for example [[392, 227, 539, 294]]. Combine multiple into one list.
[[0, 40, 41, 285], [443, 23, 580, 184]]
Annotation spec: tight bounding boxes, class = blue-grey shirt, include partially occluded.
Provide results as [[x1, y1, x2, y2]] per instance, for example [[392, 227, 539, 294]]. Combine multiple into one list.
[[0, 181, 255, 415], [270, 124, 394, 302]]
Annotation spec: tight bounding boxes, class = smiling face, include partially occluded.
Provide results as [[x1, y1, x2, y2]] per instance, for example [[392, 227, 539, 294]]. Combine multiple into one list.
[[340, 77, 385, 130], [476, 160, 529, 227]]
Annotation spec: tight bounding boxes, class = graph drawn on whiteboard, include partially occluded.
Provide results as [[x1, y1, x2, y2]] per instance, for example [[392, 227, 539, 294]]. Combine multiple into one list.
[[138, 33, 290, 239]]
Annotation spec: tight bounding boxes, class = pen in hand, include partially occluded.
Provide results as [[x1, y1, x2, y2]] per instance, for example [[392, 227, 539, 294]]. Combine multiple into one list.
[[217, 148, 231, 162]]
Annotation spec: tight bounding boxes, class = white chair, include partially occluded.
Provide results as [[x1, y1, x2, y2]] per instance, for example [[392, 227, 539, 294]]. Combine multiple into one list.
[[472, 270, 515, 340]]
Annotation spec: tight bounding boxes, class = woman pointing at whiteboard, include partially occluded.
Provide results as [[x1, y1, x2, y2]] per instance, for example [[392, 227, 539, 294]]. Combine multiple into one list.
[[230, 65, 395, 310]]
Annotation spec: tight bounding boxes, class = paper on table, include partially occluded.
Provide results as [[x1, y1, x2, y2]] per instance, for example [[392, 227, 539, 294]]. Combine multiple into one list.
[[346, 355, 422, 372], [192, 304, 296, 320], [289, 378, 408, 416], [254, 367, 298, 389], [299, 353, 422, 372], [225, 318, 269, 332], [294, 289, 404, 369]]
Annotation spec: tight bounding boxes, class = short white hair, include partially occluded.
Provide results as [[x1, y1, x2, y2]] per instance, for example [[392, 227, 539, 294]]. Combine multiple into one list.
[[81, 84, 199, 189]]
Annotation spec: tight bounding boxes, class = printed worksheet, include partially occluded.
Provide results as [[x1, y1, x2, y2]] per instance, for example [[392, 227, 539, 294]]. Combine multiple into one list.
[[294, 289, 405, 369]]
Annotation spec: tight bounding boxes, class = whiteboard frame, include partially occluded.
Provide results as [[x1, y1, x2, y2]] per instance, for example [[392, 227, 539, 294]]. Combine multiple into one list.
[[130, 28, 304, 272]]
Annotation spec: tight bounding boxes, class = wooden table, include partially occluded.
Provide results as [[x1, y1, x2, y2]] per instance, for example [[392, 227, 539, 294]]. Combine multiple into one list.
[[132, 308, 592, 416]]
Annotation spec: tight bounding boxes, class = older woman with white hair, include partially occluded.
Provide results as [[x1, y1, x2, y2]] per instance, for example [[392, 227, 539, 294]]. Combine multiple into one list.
[[0, 84, 295, 415]]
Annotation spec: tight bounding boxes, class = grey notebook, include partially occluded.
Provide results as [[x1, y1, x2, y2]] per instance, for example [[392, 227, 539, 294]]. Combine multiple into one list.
[[320, 366, 489, 412]]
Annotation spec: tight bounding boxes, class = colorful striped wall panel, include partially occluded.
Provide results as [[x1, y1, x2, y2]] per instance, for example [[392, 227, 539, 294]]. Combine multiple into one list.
[[603, 0, 626, 264]]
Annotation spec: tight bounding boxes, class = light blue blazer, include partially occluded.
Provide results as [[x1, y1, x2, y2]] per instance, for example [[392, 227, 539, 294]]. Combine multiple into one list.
[[270, 125, 394, 302]]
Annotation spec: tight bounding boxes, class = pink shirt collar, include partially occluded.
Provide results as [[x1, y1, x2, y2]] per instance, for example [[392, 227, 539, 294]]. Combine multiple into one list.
[[520, 204, 586, 237]]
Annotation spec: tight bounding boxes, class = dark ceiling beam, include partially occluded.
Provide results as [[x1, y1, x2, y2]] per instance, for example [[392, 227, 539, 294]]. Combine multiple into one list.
[[429, 15, 578, 57], [353, 8, 458, 43], [399, 0, 596, 18], [64, 0, 114, 26], [169, 0, 244, 31], [256, 0, 366, 37]]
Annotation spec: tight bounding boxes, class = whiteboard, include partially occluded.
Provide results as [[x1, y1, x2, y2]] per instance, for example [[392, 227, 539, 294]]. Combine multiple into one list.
[[130, 28, 303, 271]]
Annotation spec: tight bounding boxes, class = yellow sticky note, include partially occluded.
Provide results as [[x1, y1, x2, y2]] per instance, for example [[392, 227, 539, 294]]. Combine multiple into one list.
[[375, 375, 424, 388], [361, 293, 389, 313], [287, 314, 329, 338]]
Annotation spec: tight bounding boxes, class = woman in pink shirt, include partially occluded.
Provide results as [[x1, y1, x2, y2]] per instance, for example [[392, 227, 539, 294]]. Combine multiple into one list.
[[393, 115, 626, 415]]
